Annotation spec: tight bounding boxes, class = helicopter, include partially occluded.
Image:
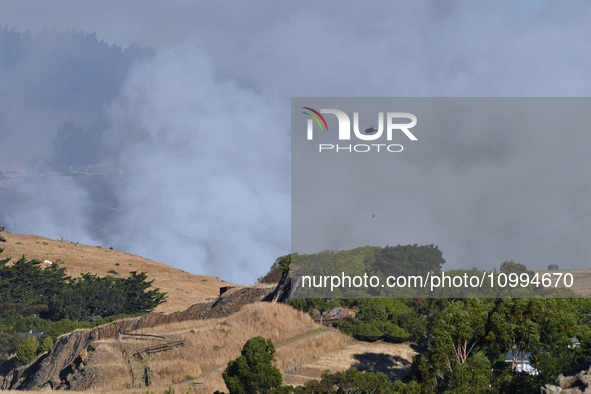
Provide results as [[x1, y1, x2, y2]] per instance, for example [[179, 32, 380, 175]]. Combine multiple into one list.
[[363, 125, 379, 134]]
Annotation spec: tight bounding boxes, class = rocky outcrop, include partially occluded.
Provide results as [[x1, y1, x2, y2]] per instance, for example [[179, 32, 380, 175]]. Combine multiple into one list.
[[541, 365, 591, 394], [0, 330, 93, 390], [0, 279, 291, 390], [266, 265, 299, 303]]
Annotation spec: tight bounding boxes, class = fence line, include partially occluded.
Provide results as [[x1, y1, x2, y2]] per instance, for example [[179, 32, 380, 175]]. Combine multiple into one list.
[[121, 332, 166, 341], [122, 350, 135, 387], [119, 330, 186, 387], [135, 340, 187, 359]]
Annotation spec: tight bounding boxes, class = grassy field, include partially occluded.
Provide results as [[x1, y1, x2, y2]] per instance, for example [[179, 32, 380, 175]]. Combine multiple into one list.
[[282, 340, 417, 386], [22, 302, 416, 393], [0, 232, 232, 313], [0, 233, 418, 393]]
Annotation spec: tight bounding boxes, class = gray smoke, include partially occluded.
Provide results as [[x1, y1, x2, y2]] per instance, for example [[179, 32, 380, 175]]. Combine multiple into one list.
[[2, 1, 591, 283], [3, 163, 99, 246], [102, 44, 290, 283]]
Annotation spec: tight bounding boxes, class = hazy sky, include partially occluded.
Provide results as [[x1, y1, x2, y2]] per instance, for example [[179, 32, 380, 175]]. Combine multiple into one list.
[[2, 1, 591, 283], [292, 98, 591, 273]]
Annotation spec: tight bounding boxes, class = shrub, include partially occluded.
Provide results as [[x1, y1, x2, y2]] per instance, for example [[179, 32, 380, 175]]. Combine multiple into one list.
[[45, 319, 90, 342], [16, 335, 38, 365], [0, 331, 20, 362], [14, 315, 52, 333], [38, 336, 53, 353], [223, 337, 282, 394]]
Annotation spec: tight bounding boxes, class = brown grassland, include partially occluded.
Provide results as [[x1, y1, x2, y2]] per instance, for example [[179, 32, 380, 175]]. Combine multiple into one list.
[[0, 233, 417, 393], [0, 232, 232, 313], [20, 302, 415, 394], [116, 302, 350, 392]]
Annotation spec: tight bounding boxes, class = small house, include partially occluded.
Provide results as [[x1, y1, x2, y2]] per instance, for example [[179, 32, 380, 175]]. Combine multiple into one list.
[[19, 330, 44, 338], [505, 351, 537, 374]]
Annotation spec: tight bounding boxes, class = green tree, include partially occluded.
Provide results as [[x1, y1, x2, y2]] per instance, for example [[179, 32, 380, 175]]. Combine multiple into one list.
[[222, 336, 282, 394], [121, 271, 167, 314], [0, 331, 20, 362], [277, 254, 292, 272], [487, 298, 542, 371], [38, 336, 54, 353], [281, 368, 423, 394], [530, 301, 583, 384], [444, 351, 492, 394], [16, 335, 38, 365], [1, 308, 22, 327], [374, 244, 445, 277], [45, 319, 90, 342], [338, 299, 410, 341], [309, 298, 339, 326], [397, 307, 427, 342], [431, 299, 491, 372], [499, 260, 531, 276], [409, 299, 491, 391], [14, 315, 52, 333]]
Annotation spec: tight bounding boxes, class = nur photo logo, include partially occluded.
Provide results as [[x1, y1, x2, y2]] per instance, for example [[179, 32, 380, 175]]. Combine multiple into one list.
[[302, 107, 418, 153]]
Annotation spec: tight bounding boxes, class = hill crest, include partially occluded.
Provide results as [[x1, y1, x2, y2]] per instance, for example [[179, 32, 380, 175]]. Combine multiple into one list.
[[0, 232, 234, 313]]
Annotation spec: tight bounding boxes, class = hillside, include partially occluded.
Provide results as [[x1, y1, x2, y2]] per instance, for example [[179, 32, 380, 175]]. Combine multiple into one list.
[[0, 232, 232, 313], [1, 300, 416, 393]]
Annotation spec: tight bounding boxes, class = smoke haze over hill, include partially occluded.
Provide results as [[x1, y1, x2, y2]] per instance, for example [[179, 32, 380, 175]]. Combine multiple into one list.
[[2, 2, 591, 282]]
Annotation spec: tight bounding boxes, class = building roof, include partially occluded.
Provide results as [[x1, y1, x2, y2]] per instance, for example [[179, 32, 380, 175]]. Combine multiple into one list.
[[19, 330, 44, 337], [505, 351, 531, 363]]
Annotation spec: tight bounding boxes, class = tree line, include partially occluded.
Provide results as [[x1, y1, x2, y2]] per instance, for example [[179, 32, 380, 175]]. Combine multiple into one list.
[[0, 251, 166, 321], [221, 295, 591, 394], [0, 248, 166, 364], [263, 248, 591, 393]]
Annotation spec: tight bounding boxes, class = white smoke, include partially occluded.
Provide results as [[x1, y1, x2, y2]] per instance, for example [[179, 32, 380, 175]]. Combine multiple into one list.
[[5, 164, 99, 246], [103, 43, 290, 284], [4, 1, 591, 282]]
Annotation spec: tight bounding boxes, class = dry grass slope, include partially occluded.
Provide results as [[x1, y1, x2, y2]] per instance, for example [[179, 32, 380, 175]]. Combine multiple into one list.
[[0, 233, 417, 393], [76, 302, 416, 394], [0, 232, 233, 313]]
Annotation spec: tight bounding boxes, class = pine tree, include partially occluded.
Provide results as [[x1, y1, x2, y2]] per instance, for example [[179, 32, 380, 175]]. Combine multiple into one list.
[[38, 336, 54, 353], [223, 337, 282, 394], [16, 335, 38, 365]]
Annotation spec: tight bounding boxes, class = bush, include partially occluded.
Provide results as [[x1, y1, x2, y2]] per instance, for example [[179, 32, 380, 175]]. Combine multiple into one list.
[[257, 254, 292, 283], [38, 336, 53, 353], [338, 299, 410, 342], [14, 315, 52, 333], [16, 335, 38, 365], [223, 337, 282, 394], [45, 319, 90, 342], [0, 331, 20, 362]]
